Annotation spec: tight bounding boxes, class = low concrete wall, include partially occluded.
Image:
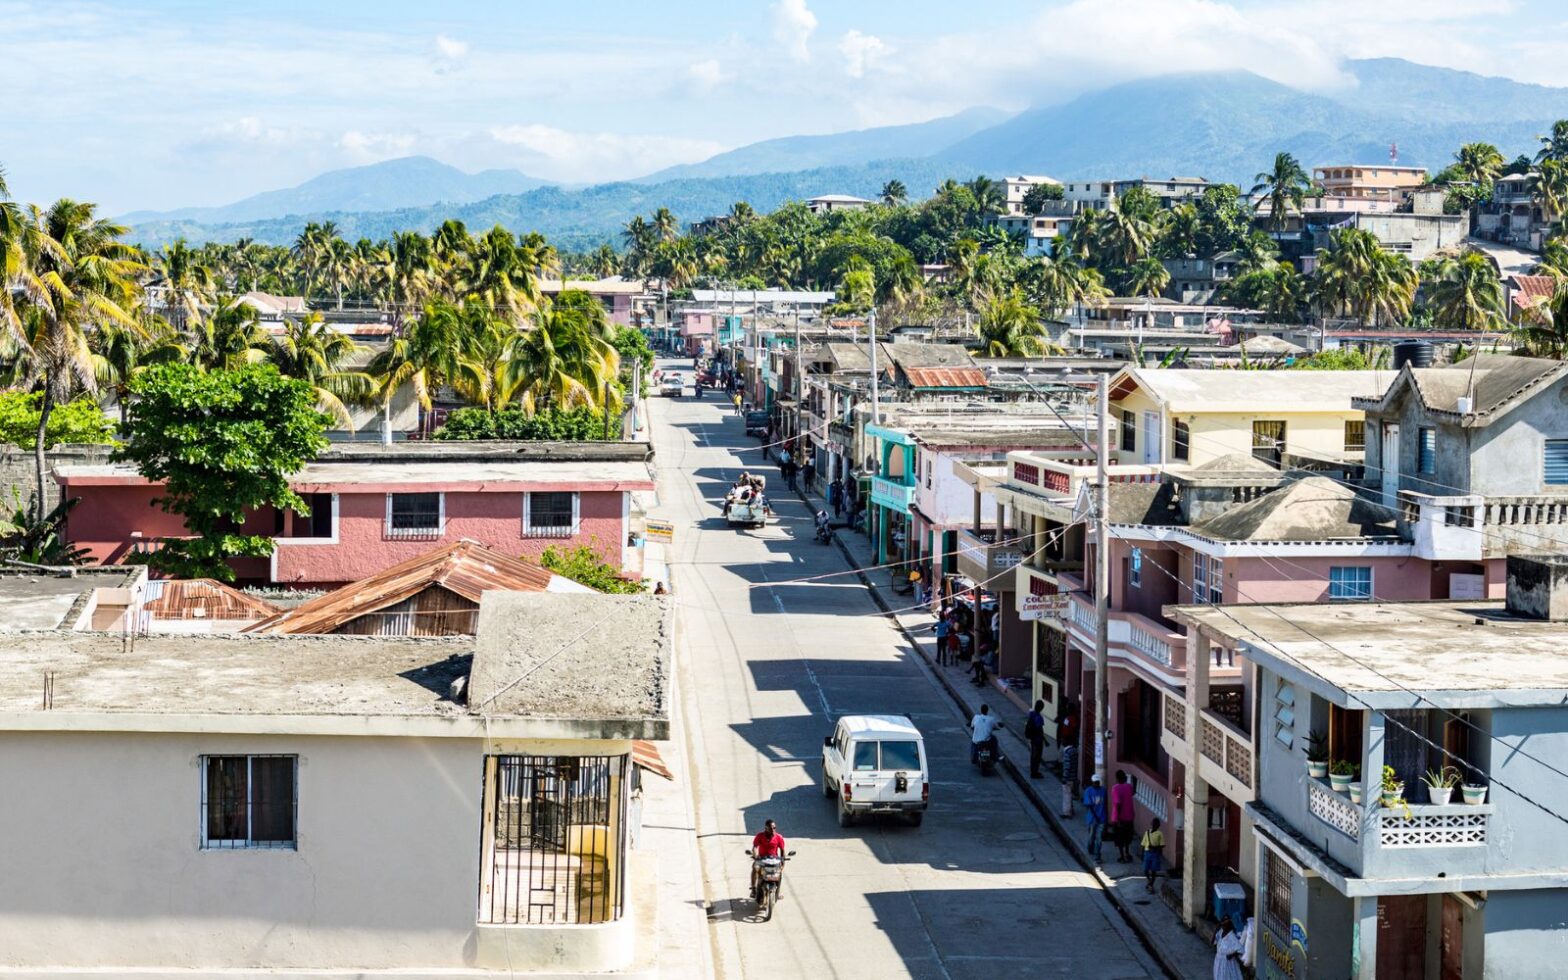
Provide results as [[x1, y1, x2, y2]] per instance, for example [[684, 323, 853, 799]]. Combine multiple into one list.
[[0, 443, 114, 513]]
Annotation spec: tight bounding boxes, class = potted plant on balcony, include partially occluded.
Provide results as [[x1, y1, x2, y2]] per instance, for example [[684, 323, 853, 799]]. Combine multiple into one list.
[[1349, 781, 1364, 805], [1304, 729, 1328, 778], [1422, 766, 1462, 805], [1329, 759, 1357, 793], [1462, 781, 1488, 805], [1380, 765, 1410, 818]]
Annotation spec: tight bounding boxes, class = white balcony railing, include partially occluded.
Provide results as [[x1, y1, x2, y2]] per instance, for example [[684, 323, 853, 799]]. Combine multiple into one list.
[[1129, 621, 1173, 666], [1135, 779, 1169, 822], [1376, 808, 1489, 848], [1308, 778, 1361, 841]]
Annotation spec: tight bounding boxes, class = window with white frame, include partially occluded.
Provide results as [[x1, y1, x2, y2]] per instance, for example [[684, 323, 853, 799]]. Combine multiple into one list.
[[524, 491, 579, 538], [1192, 553, 1223, 604], [386, 492, 443, 536], [201, 755, 297, 849], [1272, 679, 1295, 748], [1328, 566, 1373, 601]]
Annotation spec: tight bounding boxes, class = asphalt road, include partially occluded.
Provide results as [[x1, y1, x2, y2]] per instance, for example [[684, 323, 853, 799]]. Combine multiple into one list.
[[649, 360, 1165, 980]]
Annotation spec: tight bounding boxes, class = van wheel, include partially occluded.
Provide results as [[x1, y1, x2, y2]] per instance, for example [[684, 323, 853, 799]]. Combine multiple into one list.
[[905, 811, 924, 828], [837, 791, 855, 828], [822, 769, 835, 799]]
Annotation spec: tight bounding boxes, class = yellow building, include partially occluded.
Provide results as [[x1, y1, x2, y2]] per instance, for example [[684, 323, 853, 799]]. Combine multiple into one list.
[[1107, 367, 1391, 468]]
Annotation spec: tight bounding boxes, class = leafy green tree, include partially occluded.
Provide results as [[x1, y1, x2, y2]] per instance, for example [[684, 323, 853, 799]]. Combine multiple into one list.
[[612, 325, 654, 392], [975, 289, 1055, 356], [114, 363, 329, 581], [0, 392, 114, 448], [540, 542, 644, 593], [1455, 142, 1505, 185], [880, 180, 908, 206], [1125, 256, 1171, 298], [1251, 152, 1311, 231], [1020, 183, 1064, 215], [1194, 184, 1252, 255]]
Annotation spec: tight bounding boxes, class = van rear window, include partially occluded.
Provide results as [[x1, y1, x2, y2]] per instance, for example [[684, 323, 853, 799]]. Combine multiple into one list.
[[852, 742, 879, 771], [880, 740, 920, 771]]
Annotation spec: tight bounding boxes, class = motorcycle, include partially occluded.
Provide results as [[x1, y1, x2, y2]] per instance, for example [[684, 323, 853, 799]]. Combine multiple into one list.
[[813, 511, 833, 545], [747, 847, 797, 921], [973, 724, 1004, 776]]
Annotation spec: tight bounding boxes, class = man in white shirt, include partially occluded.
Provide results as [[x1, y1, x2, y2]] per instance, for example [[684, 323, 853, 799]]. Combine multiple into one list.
[[970, 704, 1001, 764]]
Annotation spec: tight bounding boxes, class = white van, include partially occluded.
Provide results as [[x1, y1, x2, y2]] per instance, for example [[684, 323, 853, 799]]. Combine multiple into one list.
[[821, 714, 929, 827]]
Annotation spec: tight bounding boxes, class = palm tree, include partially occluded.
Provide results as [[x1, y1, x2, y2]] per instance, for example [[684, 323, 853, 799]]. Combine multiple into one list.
[[1125, 256, 1170, 298], [267, 312, 376, 429], [1455, 142, 1506, 185], [373, 230, 435, 331], [153, 239, 214, 331], [1537, 159, 1568, 224], [0, 165, 48, 353], [1538, 120, 1568, 164], [367, 300, 480, 428], [91, 314, 183, 427], [1099, 192, 1156, 267], [321, 235, 358, 310], [188, 295, 269, 369], [1515, 281, 1568, 356], [1428, 251, 1505, 331], [504, 292, 620, 413], [453, 225, 542, 319], [1233, 230, 1281, 274], [651, 207, 679, 243], [587, 244, 619, 279], [880, 180, 908, 206], [1314, 228, 1416, 327], [1537, 237, 1568, 279], [20, 199, 144, 515], [975, 289, 1056, 356], [1157, 203, 1199, 259], [1251, 152, 1311, 231], [965, 176, 1006, 216]]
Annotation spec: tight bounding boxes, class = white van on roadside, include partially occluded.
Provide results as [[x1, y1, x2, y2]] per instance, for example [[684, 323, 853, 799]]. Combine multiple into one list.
[[821, 714, 929, 827]]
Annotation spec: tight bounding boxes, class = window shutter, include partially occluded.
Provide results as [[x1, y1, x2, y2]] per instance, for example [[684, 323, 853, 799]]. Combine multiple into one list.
[[1546, 440, 1568, 485]]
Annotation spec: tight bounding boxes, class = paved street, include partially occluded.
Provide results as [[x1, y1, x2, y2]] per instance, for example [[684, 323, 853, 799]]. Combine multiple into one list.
[[648, 360, 1167, 980]]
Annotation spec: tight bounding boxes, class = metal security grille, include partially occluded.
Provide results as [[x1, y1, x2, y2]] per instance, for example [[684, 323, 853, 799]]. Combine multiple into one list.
[[524, 492, 577, 538], [201, 755, 297, 849], [479, 755, 627, 925]]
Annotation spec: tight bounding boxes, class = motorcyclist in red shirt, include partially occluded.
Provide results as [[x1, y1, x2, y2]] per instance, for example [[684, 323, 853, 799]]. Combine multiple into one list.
[[749, 819, 787, 898]]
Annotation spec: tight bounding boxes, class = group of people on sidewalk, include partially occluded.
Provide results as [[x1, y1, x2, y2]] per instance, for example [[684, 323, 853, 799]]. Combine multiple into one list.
[[1080, 770, 1164, 891]]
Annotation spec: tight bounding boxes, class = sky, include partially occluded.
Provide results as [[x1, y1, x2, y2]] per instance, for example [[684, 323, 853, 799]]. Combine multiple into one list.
[[6, 0, 1568, 214]]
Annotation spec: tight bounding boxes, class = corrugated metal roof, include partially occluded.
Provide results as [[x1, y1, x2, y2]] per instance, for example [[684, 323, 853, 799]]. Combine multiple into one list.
[[633, 740, 674, 780], [245, 540, 590, 635], [1511, 274, 1557, 310], [144, 579, 279, 622], [902, 366, 988, 389]]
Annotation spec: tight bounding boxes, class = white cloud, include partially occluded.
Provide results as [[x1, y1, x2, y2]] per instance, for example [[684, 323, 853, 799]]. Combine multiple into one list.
[[772, 0, 817, 62], [339, 130, 418, 161], [485, 124, 724, 182], [434, 34, 469, 60], [838, 30, 890, 79], [205, 116, 307, 145], [688, 58, 729, 89]]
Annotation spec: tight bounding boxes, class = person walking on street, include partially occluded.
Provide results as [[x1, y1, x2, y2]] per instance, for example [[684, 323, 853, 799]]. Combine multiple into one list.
[[1110, 769, 1136, 862], [1060, 741, 1078, 818], [802, 458, 816, 494], [1141, 818, 1165, 892], [1025, 700, 1048, 778], [781, 456, 797, 491], [828, 478, 842, 517], [946, 610, 962, 663], [1212, 915, 1245, 980], [933, 614, 951, 666], [909, 567, 924, 606], [1082, 774, 1107, 863]]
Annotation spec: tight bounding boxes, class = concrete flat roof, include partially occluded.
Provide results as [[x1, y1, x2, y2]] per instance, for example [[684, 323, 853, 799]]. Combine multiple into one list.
[[1169, 599, 1568, 707], [0, 568, 145, 631], [1114, 367, 1391, 413], [57, 459, 656, 491]]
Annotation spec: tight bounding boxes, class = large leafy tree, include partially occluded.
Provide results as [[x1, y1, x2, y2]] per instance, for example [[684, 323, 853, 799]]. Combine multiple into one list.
[[1251, 152, 1311, 231], [114, 363, 329, 581]]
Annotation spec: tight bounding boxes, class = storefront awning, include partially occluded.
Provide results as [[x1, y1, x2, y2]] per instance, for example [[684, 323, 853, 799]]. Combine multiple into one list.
[[632, 739, 674, 780]]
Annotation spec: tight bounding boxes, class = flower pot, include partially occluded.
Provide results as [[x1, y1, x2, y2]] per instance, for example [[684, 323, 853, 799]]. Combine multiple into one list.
[[1306, 759, 1328, 779], [1426, 785, 1453, 806], [1381, 785, 1405, 808], [1462, 784, 1488, 805], [1349, 783, 1363, 805], [1329, 772, 1353, 793]]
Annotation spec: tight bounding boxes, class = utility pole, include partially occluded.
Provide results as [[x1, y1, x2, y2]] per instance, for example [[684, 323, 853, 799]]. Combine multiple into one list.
[[794, 308, 804, 467], [1093, 373, 1111, 788], [868, 305, 880, 427]]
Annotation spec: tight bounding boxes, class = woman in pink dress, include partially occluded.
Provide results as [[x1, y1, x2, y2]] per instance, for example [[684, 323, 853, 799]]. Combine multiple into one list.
[[1109, 769, 1136, 862]]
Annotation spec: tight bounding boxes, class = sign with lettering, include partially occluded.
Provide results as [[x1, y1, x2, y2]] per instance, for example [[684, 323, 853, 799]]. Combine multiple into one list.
[[1261, 926, 1297, 980], [645, 519, 675, 543], [1019, 593, 1068, 621]]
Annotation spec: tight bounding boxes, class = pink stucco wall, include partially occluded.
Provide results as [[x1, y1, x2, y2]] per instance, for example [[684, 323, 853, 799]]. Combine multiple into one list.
[[62, 483, 627, 587]]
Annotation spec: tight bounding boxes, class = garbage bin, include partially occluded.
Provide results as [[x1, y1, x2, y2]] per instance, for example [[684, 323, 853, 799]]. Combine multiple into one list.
[[1212, 882, 1246, 924]]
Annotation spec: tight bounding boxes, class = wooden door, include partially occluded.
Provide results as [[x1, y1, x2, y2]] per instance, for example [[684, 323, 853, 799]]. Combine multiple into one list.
[[1440, 894, 1464, 980], [1377, 895, 1427, 979]]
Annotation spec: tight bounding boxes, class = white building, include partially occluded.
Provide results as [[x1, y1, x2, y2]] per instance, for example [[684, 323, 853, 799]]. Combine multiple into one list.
[[1061, 177, 1208, 212], [1000, 174, 1061, 215], [806, 193, 874, 214]]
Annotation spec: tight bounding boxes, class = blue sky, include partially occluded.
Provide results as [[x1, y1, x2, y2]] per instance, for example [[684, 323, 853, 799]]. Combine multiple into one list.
[[5, 0, 1568, 213]]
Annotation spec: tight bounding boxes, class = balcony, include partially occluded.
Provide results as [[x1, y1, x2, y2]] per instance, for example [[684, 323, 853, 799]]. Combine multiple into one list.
[[869, 475, 915, 512], [1004, 452, 1163, 508], [1196, 710, 1255, 803], [1402, 490, 1568, 561], [956, 527, 1026, 583], [1304, 774, 1494, 878], [1062, 587, 1186, 679]]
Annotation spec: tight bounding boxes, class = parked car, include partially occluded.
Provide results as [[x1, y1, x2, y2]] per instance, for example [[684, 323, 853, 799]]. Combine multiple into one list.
[[660, 375, 684, 397], [744, 410, 770, 436], [822, 714, 928, 827]]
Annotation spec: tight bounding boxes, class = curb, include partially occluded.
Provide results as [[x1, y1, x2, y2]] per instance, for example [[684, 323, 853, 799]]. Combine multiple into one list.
[[818, 506, 1184, 980]]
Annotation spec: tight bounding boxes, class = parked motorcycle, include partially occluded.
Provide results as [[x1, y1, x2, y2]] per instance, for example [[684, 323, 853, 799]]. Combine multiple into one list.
[[746, 847, 797, 921]]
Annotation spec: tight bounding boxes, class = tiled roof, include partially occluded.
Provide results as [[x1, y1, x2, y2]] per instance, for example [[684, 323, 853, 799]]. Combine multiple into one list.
[[143, 579, 279, 622], [902, 366, 988, 389], [245, 539, 590, 635]]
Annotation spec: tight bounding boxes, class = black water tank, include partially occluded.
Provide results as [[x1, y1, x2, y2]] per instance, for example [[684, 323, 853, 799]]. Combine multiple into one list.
[[1393, 341, 1434, 369]]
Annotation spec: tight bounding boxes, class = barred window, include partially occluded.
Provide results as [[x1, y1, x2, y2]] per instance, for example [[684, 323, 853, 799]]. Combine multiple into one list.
[[1265, 848, 1294, 937], [524, 492, 578, 538], [1192, 554, 1224, 605], [387, 492, 442, 536], [202, 755, 297, 849], [1344, 420, 1366, 453]]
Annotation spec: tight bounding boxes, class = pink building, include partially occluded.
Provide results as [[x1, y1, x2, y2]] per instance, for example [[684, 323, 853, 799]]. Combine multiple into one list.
[[55, 442, 655, 588], [538, 277, 655, 328]]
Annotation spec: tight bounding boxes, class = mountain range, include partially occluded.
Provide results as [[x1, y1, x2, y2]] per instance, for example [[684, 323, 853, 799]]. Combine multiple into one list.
[[123, 58, 1568, 250]]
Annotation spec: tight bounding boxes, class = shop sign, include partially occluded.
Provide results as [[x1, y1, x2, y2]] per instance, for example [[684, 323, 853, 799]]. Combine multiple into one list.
[[1019, 592, 1067, 621], [1260, 926, 1297, 980], [645, 519, 675, 543]]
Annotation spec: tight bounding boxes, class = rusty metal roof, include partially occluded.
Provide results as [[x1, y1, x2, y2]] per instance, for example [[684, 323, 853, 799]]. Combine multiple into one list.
[[633, 739, 674, 780], [245, 539, 590, 635], [143, 579, 279, 622], [901, 366, 988, 389]]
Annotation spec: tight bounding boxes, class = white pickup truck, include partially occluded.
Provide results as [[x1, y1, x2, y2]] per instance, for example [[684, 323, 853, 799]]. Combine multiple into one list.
[[821, 714, 929, 827]]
